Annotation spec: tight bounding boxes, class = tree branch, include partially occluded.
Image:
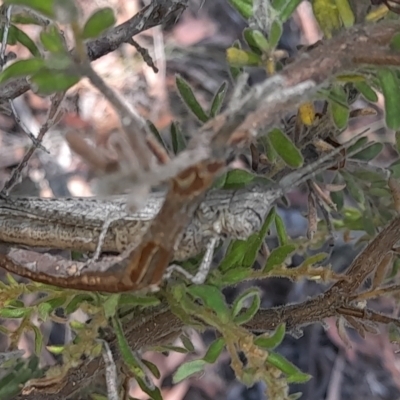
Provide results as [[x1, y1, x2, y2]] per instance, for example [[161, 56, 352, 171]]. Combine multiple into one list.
[[0, 0, 188, 101]]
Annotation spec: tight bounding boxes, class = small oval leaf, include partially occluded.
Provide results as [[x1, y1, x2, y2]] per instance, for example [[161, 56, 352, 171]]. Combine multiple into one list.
[[266, 352, 311, 382], [328, 85, 349, 129], [0, 58, 45, 84], [40, 25, 65, 53], [377, 68, 400, 130], [226, 48, 262, 67], [209, 81, 228, 117], [232, 288, 261, 325], [354, 81, 378, 103], [176, 75, 209, 123], [203, 337, 225, 364], [0, 307, 30, 319], [268, 128, 303, 168], [254, 323, 286, 349], [275, 213, 288, 246], [351, 142, 383, 161], [4, 0, 54, 18], [264, 244, 296, 272], [31, 69, 80, 94], [82, 7, 116, 40], [170, 122, 186, 154], [10, 25, 40, 57], [187, 285, 230, 323], [227, 0, 253, 19], [173, 359, 206, 383]]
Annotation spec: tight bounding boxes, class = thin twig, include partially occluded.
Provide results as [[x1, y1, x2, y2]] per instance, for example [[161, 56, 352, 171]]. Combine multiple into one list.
[[101, 340, 119, 400], [82, 63, 154, 171], [1, 91, 65, 194], [127, 37, 159, 73], [0, 6, 47, 152]]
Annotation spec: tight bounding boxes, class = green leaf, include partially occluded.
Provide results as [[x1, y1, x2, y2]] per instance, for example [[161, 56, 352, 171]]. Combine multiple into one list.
[[112, 316, 149, 382], [6, 299, 25, 308], [0, 307, 31, 319], [44, 53, 72, 70], [118, 294, 160, 307], [328, 85, 349, 129], [30, 325, 43, 356], [40, 25, 65, 53], [330, 183, 343, 211], [0, 58, 45, 84], [228, 40, 243, 81], [352, 169, 386, 182], [334, 0, 355, 27], [390, 32, 400, 51], [203, 337, 225, 363], [226, 47, 262, 67], [170, 122, 186, 154], [227, 0, 253, 19], [243, 29, 269, 53], [219, 240, 250, 271], [218, 169, 257, 190], [65, 293, 94, 314], [268, 128, 303, 168], [232, 288, 261, 325], [300, 253, 328, 268], [368, 187, 391, 197], [351, 142, 383, 161], [276, 0, 303, 21], [1, 26, 17, 45], [230, 65, 242, 81], [187, 285, 230, 323], [176, 75, 209, 123], [10, 25, 40, 57], [269, 20, 282, 48], [31, 69, 80, 94], [261, 134, 278, 162], [147, 120, 168, 149], [4, 0, 55, 18], [11, 13, 46, 25], [341, 171, 364, 204], [136, 377, 163, 400], [209, 81, 228, 118], [218, 208, 275, 272], [103, 294, 120, 319], [91, 395, 108, 400], [0, 356, 43, 399], [390, 159, 400, 178], [180, 334, 195, 352], [6, 273, 19, 286], [287, 372, 313, 384], [254, 323, 286, 349], [219, 267, 252, 284], [37, 296, 66, 321], [142, 359, 161, 380], [173, 359, 206, 383], [82, 7, 116, 40], [46, 345, 64, 355], [266, 352, 311, 382], [377, 68, 400, 130], [396, 131, 400, 153], [275, 213, 288, 246], [242, 207, 276, 268], [354, 81, 378, 102], [264, 244, 296, 272], [347, 137, 368, 154]]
